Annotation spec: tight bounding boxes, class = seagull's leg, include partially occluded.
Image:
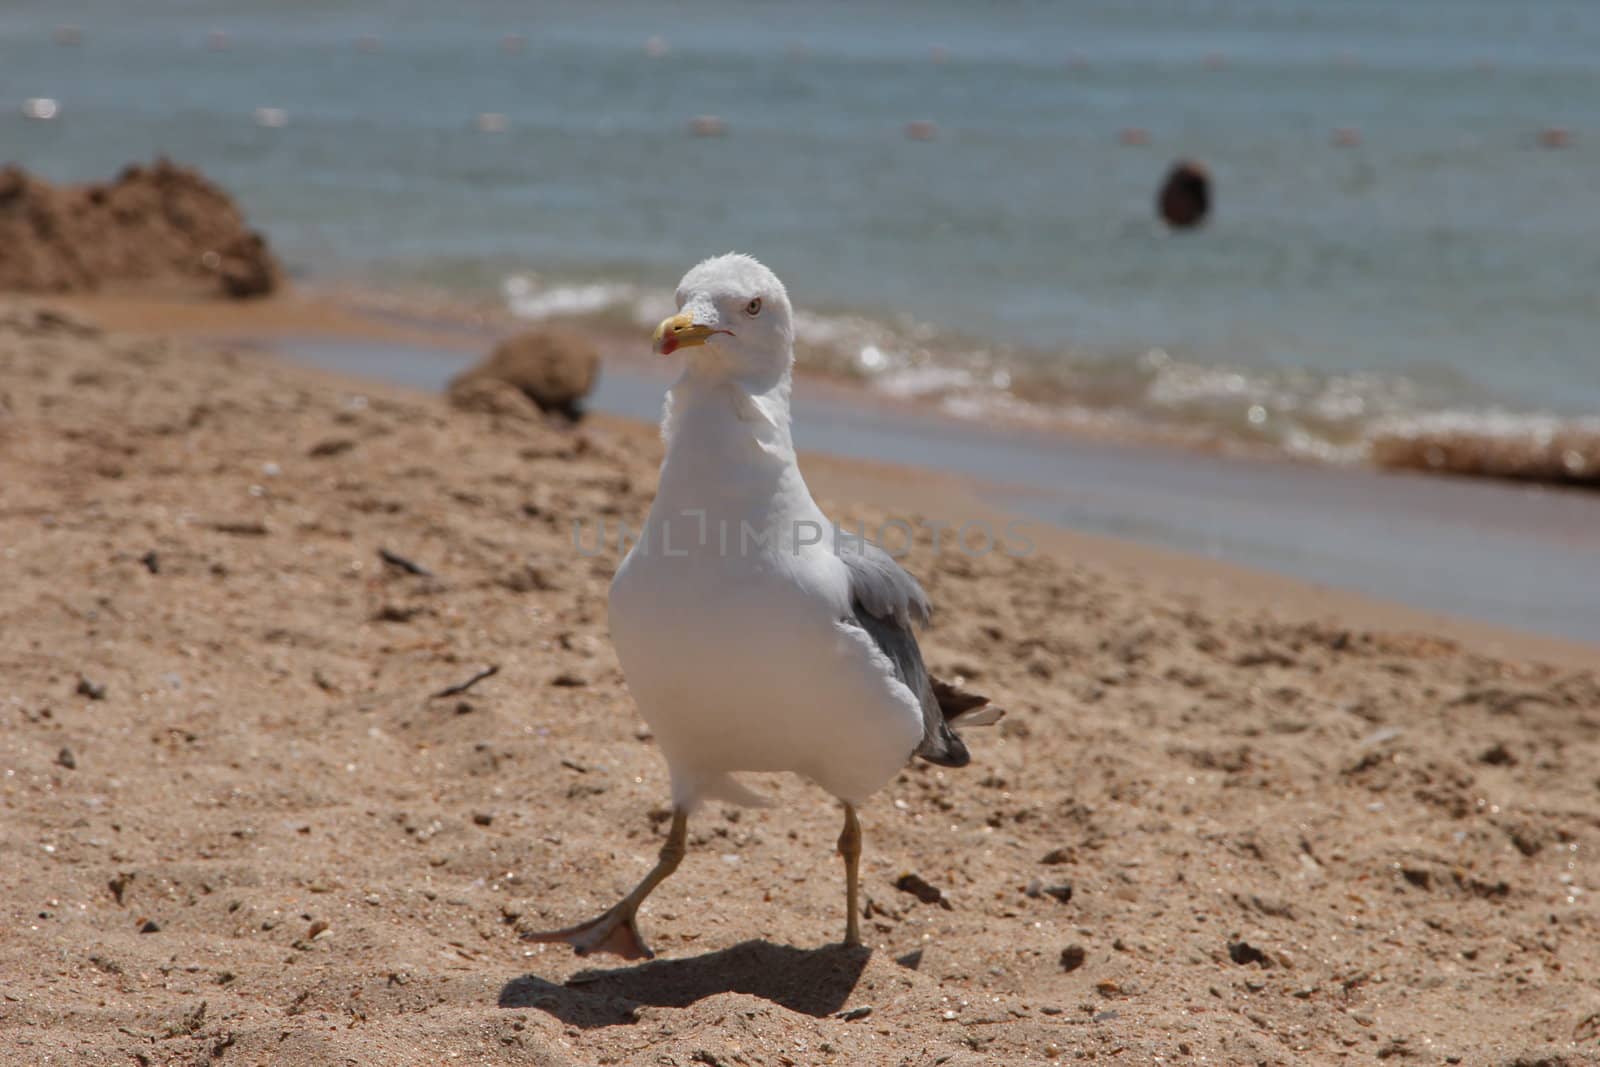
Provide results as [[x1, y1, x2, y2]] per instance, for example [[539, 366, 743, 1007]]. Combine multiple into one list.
[[837, 803, 863, 946], [522, 808, 688, 961]]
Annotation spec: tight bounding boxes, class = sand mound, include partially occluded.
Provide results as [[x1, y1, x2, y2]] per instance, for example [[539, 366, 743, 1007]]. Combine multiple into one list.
[[1369, 416, 1600, 488], [0, 158, 281, 299], [449, 329, 600, 420]]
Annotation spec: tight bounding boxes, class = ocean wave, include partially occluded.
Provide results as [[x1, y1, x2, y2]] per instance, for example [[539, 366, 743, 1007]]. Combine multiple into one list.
[[501, 274, 651, 321], [498, 271, 1598, 489], [1367, 412, 1600, 486]]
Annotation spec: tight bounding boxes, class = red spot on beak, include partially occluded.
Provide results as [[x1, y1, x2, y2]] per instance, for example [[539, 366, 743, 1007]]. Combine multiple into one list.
[[659, 336, 679, 356]]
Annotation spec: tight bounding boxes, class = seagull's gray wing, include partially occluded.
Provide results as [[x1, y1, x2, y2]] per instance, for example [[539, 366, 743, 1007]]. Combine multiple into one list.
[[839, 540, 1001, 767]]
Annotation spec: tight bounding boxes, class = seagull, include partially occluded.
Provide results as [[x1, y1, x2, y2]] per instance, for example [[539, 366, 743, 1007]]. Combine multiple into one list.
[[525, 253, 1002, 959]]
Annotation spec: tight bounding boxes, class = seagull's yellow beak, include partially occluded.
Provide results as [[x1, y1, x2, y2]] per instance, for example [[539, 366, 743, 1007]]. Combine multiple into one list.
[[652, 311, 724, 356]]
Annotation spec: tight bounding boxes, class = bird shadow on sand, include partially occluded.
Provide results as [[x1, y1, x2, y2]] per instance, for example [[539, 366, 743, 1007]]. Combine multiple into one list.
[[498, 940, 871, 1028]]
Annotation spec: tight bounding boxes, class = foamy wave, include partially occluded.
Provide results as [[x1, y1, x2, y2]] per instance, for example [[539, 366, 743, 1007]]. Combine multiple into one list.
[[1366, 412, 1600, 486], [495, 271, 1597, 489], [1099, 350, 1463, 463], [502, 274, 646, 321]]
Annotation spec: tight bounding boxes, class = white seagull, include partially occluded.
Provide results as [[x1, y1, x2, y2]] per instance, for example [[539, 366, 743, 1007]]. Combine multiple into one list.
[[526, 253, 1002, 959]]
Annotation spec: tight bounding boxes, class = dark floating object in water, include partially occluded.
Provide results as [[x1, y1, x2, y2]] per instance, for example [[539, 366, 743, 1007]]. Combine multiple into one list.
[[1119, 127, 1150, 147], [904, 120, 938, 142], [1332, 127, 1361, 147], [1157, 159, 1210, 230], [1538, 127, 1572, 150]]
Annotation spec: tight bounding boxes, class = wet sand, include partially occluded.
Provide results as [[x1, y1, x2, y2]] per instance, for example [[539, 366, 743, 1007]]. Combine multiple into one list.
[[3, 294, 1599, 1065]]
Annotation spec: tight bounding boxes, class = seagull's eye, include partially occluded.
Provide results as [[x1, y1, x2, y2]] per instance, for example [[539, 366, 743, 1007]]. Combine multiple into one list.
[[745, 297, 762, 317]]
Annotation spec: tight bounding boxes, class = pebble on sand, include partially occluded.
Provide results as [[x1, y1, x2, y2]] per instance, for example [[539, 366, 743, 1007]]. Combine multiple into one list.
[[895, 872, 953, 909], [1157, 159, 1211, 230], [1228, 940, 1272, 967], [904, 120, 938, 142]]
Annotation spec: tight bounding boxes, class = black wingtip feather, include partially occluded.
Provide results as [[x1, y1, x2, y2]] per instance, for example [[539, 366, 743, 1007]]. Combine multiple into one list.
[[916, 731, 971, 768], [914, 677, 996, 767]]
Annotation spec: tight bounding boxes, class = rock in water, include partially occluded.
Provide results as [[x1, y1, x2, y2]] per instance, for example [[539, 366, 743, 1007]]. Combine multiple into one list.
[[1157, 160, 1211, 230], [0, 159, 281, 299], [449, 330, 600, 421]]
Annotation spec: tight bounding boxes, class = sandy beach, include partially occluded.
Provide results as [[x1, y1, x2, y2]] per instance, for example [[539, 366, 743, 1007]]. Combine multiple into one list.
[[2, 293, 1598, 1065]]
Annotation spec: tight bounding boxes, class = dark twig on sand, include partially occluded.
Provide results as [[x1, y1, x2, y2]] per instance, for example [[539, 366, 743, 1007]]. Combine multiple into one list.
[[430, 665, 499, 700], [379, 548, 433, 578]]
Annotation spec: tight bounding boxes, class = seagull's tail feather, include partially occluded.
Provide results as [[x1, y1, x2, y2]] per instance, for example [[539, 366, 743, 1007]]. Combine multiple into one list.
[[947, 703, 1004, 728], [702, 773, 777, 809], [932, 679, 1004, 729], [916, 679, 1005, 767]]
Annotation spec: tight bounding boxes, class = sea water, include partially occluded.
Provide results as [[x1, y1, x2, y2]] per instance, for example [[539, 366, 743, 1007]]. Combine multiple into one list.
[[3, 0, 1596, 463]]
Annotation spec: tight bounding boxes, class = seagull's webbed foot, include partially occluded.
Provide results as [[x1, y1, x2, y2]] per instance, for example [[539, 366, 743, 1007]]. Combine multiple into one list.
[[522, 903, 655, 960], [522, 808, 688, 961]]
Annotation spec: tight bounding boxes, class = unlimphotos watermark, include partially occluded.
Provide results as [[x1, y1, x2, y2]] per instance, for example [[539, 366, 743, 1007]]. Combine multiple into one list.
[[572, 512, 1036, 560]]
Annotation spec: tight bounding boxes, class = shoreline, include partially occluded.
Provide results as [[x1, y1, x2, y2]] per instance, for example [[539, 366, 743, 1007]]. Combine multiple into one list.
[[55, 281, 1600, 494], [48, 286, 1600, 663]]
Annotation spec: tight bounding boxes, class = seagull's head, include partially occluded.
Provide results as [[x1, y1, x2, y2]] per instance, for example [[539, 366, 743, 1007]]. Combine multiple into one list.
[[653, 253, 793, 386]]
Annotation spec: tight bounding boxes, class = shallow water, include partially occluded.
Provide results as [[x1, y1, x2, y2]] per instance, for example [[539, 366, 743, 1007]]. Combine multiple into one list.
[[4, 1, 1598, 463]]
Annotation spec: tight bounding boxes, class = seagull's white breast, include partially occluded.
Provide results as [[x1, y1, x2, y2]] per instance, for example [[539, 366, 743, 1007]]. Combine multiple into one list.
[[607, 381, 923, 808]]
